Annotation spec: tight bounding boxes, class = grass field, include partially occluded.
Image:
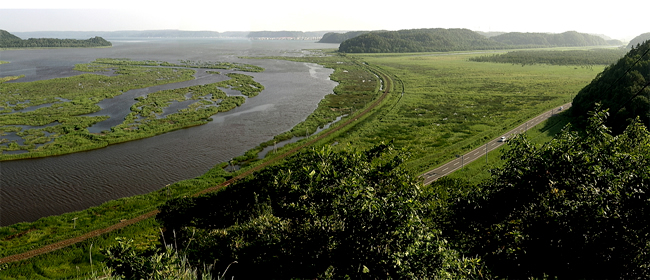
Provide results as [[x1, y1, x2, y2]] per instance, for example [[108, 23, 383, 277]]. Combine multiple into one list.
[[323, 52, 603, 173]]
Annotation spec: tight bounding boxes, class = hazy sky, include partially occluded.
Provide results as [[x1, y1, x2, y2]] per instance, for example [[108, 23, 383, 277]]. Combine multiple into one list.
[[1, 0, 646, 40]]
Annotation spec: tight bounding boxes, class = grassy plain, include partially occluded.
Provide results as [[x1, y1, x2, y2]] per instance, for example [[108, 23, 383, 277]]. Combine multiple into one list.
[[443, 112, 574, 184], [0, 49, 608, 279], [321, 52, 603, 173]]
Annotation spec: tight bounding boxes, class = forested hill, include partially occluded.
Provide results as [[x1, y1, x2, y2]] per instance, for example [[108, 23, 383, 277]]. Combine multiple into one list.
[[627, 32, 650, 49], [338, 29, 623, 53], [490, 31, 622, 47], [0, 30, 111, 48], [572, 39, 650, 133], [318, 31, 371, 43], [338, 28, 505, 53]]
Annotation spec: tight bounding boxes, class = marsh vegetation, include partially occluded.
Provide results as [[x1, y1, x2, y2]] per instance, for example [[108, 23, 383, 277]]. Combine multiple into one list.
[[0, 58, 265, 160]]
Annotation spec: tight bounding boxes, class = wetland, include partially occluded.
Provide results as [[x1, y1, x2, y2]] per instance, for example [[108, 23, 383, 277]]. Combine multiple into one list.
[[0, 38, 339, 226]]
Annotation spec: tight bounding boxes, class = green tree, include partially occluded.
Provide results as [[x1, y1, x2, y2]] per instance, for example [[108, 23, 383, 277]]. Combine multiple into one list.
[[444, 109, 650, 278], [156, 144, 483, 279], [572, 39, 650, 133]]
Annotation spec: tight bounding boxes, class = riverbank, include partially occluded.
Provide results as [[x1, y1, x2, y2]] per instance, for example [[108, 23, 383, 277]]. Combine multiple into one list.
[[0, 52, 388, 279]]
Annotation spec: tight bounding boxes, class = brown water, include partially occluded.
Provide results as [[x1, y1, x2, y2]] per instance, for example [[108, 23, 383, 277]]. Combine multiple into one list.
[[0, 38, 339, 226]]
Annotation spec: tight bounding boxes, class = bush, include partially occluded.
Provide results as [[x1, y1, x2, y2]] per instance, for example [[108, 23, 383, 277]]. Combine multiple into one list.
[[156, 143, 484, 279]]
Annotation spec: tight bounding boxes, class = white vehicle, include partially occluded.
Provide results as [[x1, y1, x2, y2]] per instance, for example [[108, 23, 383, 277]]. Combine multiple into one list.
[[499, 136, 506, 142]]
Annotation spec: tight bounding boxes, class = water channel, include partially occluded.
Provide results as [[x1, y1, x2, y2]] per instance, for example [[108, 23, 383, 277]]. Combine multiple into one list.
[[0, 38, 340, 226]]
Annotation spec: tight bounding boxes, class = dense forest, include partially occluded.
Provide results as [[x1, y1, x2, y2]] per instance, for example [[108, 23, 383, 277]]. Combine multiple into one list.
[[0, 30, 111, 48], [339, 28, 505, 53], [338, 29, 624, 53], [470, 48, 627, 66], [572, 39, 650, 133]]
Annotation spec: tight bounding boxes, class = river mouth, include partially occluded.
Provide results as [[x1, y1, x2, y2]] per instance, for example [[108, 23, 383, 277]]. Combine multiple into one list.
[[0, 39, 340, 226]]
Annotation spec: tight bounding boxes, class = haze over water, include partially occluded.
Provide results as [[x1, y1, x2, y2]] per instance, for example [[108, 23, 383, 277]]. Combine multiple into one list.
[[0, 38, 339, 226]]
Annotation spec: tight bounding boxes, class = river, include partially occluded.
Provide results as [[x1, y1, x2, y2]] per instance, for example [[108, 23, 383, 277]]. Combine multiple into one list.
[[0, 38, 339, 226]]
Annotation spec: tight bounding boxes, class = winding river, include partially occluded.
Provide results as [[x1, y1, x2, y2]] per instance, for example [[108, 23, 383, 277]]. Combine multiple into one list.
[[0, 38, 339, 226]]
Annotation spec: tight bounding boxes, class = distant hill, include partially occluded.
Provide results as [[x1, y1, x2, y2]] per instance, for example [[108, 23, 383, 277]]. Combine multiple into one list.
[[318, 31, 372, 43], [11, 30, 329, 40], [0, 29, 111, 48], [339, 29, 624, 53], [339, 28, 505, 53], [572, 39, 650, 133], [627, 32, 650, 49], [247, 31, 326, 39], [490, 31, 620, 47], [11, 30, 244, 39], [0, 29, 22, 41]]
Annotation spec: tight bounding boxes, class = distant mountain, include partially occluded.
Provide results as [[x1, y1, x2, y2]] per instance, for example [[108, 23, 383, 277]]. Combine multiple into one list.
[[490, 31, 620, 47], [339, 28, 505, 53], [627, 32, 650, 49], [318, 31, 372, 43], [572, 39, 650, 133], [247, 31, 326, 39], [1, 29, 111, 48]]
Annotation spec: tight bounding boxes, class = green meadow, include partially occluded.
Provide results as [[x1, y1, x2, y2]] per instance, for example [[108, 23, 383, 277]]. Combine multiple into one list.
[[322, 52, 603, 173], [0, 49, 612, 279]]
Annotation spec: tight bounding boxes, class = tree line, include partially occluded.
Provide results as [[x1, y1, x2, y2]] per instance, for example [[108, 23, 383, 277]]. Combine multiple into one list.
[[1, 30, 111, 48], [490, 31, 622, 47], [470, 48, 627, 66]]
